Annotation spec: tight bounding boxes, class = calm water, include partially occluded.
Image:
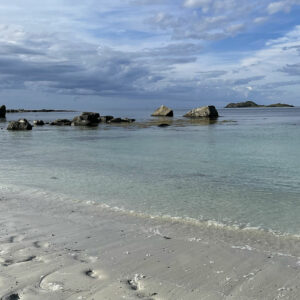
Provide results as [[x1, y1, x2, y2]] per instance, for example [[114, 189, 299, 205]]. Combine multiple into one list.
[[0, 108, 300, 235]]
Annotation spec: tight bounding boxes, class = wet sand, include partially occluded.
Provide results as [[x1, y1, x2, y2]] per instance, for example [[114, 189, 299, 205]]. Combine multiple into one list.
[[0, 192, 300, 300]]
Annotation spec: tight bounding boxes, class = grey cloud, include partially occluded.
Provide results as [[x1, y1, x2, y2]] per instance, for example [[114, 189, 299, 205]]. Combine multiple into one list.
[[259, 80, 300, 89], [280, 63, 300, 76], [196, 70, 227, 78], [233, 76, 265, 85], [142, 43, 203, 57]]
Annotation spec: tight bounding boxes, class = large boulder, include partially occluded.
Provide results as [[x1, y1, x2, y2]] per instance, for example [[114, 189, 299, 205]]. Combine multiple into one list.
[[0, 105, 6, 118], [184, 106, 219, 119], [50, 119, 72, 126], [7, 119, 32, 130], [72, 112, 100, 126], [151, 105, 173, 117]]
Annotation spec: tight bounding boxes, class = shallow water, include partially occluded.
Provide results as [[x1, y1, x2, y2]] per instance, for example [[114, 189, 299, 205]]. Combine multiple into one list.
[[0, 108, 300, 235]]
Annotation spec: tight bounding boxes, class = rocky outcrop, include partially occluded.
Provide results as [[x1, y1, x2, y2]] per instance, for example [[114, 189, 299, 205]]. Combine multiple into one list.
[[184, 106, 219, 119], [151, 105, 173, 117], [0, 105, 6, 118], [7, 119, 32, 130], [108, 118, 135, 124], [50, 119, 72, 126], [33, 120, 45, 126], [72, 112, 100, 126]]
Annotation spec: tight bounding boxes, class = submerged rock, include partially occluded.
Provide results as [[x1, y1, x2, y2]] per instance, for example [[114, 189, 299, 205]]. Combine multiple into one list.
[[33, 120, 45, 126], [7, 119, 32, 130], [108, 118, 135, 123], [72, 112, 100, 126], [0, 105, 6, 118], [151, 105, 173, 117], [100, 115, 114, 123], [50, 119, 72, 126], [158, 123, 170, 127], [184, 106, 219, 119]]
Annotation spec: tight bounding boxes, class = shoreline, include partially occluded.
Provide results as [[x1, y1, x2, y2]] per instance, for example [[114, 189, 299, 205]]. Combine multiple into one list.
[[1, 188, 300, 299]]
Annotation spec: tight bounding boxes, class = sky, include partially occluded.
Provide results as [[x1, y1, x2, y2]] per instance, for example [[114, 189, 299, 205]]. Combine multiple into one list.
[[0, 0, 300, 109]]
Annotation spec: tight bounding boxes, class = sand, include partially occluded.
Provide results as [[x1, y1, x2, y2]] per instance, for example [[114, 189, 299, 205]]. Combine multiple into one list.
[[0, 191, 300, 300]]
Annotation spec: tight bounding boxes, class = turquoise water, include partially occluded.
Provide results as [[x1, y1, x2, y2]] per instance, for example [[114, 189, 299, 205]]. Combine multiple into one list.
[[0, 108, 300, 235]]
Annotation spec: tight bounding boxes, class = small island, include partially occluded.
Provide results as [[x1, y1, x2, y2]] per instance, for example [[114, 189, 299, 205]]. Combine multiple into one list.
[[225, 101, 294, 108]]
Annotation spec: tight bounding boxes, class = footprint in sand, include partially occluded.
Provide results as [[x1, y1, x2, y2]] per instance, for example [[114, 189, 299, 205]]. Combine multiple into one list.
[[39, 265, 106, 293], [85, 269, 102, 279], [33, 241, 50, 249], [125, 275, 158, 299], [8, 235, 24, 243], [1, 293, 20, 300], [1, 256, 36, 266]]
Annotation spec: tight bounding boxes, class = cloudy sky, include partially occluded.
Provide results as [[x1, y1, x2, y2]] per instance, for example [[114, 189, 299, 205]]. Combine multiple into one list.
[[1, 0, 300, 109]]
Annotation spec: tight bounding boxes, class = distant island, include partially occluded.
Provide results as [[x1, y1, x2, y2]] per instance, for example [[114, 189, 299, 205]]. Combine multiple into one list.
[[6, 109, 76, 113], [225, 101, 294, 108]]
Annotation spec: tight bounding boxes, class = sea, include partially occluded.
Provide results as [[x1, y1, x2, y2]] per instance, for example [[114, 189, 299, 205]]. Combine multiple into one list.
[[0, 107, 300, 239]]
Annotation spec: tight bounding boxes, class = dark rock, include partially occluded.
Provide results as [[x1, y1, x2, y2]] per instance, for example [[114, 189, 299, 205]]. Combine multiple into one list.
[[100, 115, 114, 123], [72, 112, 100, 126], [225, 101, 259, 108], [33, 120, 45, 126], [0, 105, 6, 118], [151, 105, 173, 117], [158, 123, 170, 127], [108, 118, 135, 123], [7, 119, 32, 130], [184, 106, 219, 119], [50, 119, 72, 126]]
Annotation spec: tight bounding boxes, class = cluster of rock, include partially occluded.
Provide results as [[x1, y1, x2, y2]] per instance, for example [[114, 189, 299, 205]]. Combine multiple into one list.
[[225, 101, 294, 108], [151, 105, 219, 119], [0, 105, 6, 118], [4, 105, 221, 131], [7, 119, 32, 130]]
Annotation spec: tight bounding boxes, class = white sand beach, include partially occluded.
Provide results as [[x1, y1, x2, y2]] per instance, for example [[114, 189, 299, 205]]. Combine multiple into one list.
[[0, 189, 300, 300]]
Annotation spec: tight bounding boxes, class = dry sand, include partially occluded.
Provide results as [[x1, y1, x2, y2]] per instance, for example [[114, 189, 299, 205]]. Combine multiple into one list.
[[0, 190, 300, 300]]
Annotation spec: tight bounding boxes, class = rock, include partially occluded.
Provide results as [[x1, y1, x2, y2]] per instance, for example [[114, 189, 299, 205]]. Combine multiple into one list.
[[184, 106, 219, 119], [33, 120, 45, 126], [100, 116, 114, 123], [151, 105, 173, 117], [225, 101, 259, 108], [0, 105, 6, 118], [50, 119, 72, 126], [7, 119, 32, 130], [72, 112, 100, 126], [108, 118, 135, 123], [158, 123, 170, 127]]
